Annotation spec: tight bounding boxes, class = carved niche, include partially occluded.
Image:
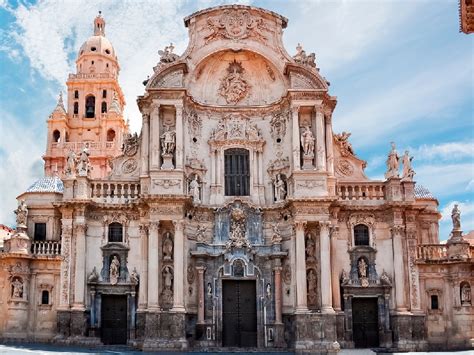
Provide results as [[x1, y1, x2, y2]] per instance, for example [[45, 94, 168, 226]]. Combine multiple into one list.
[[305, 231, 319, 309], [204, 9, 269, 44]]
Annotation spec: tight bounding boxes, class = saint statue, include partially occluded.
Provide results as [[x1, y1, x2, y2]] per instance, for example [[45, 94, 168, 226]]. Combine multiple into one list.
[[207, 282, 213, 297], [305, 237, 316, 259], [401, 150, 415, 180], [77, 146, 91, 176], [358, 258, 368, 278], [266, 283, 272, 299], [65, 150, 77, 176], [274, 174, 286, 202], [14, 199, 28, 228], [301, 126, 315, 156], [87, 266, 99, 283], [385, 142, 400, 179], [163, 233, 174, 260], [12, 278, 23, 298], [461, 284, 471, 305], [130, 268, 139, 285], [163, 266, 173, 290], [189, 175, 201, 203], [109, 255, 120, 285], [161, 127, 176, 155], [451, 204, 461, 231]]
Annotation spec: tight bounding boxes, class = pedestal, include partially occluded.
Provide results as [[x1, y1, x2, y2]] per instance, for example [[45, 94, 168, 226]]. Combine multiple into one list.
[[302, 155, 314, 170], [161, 153, 174, 170]]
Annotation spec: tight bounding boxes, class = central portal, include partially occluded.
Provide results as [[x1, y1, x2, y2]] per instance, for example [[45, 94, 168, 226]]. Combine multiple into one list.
[[352, 297, 379, 348], [222, 280, 257, 347], [101, 295, 128, 345]]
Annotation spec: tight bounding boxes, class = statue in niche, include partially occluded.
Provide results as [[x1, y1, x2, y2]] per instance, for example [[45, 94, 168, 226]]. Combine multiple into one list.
[[161, 127, 176, 155], [246, 121, 260, 140], [274, 174, 286, 202], [340, 269, 349, 285], [158, 43, 179, 64], [161, 266, 174, 305], [14, 199, 28, 228], [401, 150, 415, 181], [87, 266, 99, 283], [305, 236, 316, 261], [451, 204, 461, 231], [358, 258, 368, 278], [461, 283, 471, 305], [307, 269, 317, 304], [301, 126, 315, 156], [65, 150, 77, 177], [130, 268, 139, 285], [189, 175, 201, 203], [109, 255, 120, 285], [207, 282, 212, 297], [266, 283, 272, 299], [11, 278, 23, 298], [271, 222, 282, 244], [77, 146, 91, 176], [385, 142, 400, 179], [163, 232, 173, 261]]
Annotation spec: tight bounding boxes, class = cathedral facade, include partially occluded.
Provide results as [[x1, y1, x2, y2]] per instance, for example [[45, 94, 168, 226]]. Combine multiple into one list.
[[1, 5, 473, 353]]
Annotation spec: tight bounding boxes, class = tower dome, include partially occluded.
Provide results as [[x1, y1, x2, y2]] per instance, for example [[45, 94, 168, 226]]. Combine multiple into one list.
[[76, 12, 119, 75]]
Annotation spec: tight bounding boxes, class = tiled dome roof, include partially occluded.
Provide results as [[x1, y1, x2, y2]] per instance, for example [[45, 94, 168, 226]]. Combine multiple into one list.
[[414, 184, 435, 199], [26, 176, 64, 193]]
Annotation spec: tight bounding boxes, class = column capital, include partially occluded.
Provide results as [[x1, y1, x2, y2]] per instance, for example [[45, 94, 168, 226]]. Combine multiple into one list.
[[319, 221, 331, 232], [291, 105, 300, 114], [294, 220, 307, 231], [196, 265, 206, 273], [74, 223, 87, 235], [142, 112, 150, 122], [139, 223, 149, 235], [149, 221, 160, 232], [150, 101, 160, 113], [314, 105, 324, 114], [390, 225, 404, 237], [173, 219, 184, 232]]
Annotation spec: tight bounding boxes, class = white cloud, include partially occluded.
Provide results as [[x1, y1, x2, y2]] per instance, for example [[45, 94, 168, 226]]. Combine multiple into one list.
[[415, 163, 474, 198], [411, 141, 474, 162]]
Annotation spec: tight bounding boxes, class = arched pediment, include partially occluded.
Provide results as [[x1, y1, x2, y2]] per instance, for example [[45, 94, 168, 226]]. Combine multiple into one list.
[[285, 64, 329, 91], [187, 50, 286, 106], [147, 63, 188, 89]]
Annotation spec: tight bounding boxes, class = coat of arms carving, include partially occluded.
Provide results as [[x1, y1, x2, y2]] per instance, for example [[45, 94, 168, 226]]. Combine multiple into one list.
[[219, 60, 250, 104]]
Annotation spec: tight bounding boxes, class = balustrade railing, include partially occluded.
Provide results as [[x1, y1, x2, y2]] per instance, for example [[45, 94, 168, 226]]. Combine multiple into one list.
[[417, 244, 448, 261], [91, 181, 140, 203], [68, 73, 117, 80], [31, 241, 61, 255], [51, 141, 116, 154], [337, 182, 385, 201]]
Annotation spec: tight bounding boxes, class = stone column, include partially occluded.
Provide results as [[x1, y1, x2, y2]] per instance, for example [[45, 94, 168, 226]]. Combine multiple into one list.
[[391, 226, 407, 311], [325, 110, 334, 175], [274, 264, 283, 324], [175, 104, 184, 170], [138, 224, 148, 310], [172, 220, 185, 312], [291, 106, 301, 171], [330, 226, 341, 311], [294, 220, 308, 313], [148, 222, 160, 310], [315, 106, 326, 171], [149, 103, 160, 169], [73, 223, 87, 308], [196, 265, 206, 324], [320, 221, 334, 313], [140, 112, 150, 176]]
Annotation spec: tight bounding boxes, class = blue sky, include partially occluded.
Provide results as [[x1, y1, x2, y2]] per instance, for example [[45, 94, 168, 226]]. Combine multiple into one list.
[[0, 0, 473, 240]]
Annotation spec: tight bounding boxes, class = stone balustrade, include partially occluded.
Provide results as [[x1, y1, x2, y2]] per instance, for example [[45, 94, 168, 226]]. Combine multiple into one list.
[[51, 141, 116, 154], [91, 181, 141, 203], [31, 241, 61, 255], [417, 244, 448, 261], [337, 182, 385, 201], [68, 72, 117, 80]]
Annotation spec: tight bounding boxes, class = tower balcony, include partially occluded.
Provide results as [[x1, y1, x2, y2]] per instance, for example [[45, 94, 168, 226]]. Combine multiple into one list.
[[50, 141, 117, 155]]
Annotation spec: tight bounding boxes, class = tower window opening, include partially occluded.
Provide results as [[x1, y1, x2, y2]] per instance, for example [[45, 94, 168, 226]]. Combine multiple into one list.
[[73, 102, 79, 115], [74, 90, 79, 99], [102, 89, 107, 98], [91, 47, 96, 51], [107, 129, 115, 142], [108, 222, 123, 243], [53, 130, 60, 143], [34, 223, 47, 241], [85, 95, 95, 118], [105, 49, 111, 54], [101, 101, 107, 113], [91, 60, 94, 65]]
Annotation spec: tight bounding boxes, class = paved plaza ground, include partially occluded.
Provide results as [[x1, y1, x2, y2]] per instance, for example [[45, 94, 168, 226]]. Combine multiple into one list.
[[0, 343, 473, 355]]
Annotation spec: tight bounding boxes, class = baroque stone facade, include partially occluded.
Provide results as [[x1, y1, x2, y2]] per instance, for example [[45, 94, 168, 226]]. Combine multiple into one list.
[[0, 5, 473, 353]]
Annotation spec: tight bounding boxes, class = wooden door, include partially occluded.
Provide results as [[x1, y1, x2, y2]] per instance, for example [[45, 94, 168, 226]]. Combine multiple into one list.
[[101, 295, 128, 345], [352, 297, 379, 348]]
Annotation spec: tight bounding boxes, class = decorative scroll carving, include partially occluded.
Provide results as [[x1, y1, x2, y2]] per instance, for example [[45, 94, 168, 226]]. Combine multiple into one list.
[[226, 206, 249, 249], [122, 158, 138, 174], [334, 131, 355, 157], [195, 225, 207, 243], [204, 9, 268, 44], [122, 132, 139, 157], [270, 111, 288, 141], [219, 60, 250, 104]]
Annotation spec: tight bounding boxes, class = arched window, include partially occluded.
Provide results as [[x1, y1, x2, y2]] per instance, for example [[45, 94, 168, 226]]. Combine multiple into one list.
[[85, 95, 95, 118], [73, 102, 79, 115], [108, 222, 123, 243], [102, 89, 107, 98], [101, 101, 107, 113], [354, 224, 370, 246], [53, 130, 60, 143], [107, 129, 115, 142], [224, 148, 250, 196], [41, 290, 49, 305], [74, 90, 79, 99], [431, 295, 439, 310]]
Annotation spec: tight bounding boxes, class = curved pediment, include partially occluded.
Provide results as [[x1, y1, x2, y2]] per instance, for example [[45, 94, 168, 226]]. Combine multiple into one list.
[[285, 64, 329, 91], [147, 63, 187, 89], [187, 50, 286, 106]]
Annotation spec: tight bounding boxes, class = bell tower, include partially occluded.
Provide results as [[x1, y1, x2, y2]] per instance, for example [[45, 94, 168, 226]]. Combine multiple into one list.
[[43, 12, 128, 178]]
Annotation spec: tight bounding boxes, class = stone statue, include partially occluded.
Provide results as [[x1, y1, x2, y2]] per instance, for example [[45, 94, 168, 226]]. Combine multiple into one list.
[[14, 199, 28, 228], [163, 232, 174, 260], [266, 283, 272, 299], [301, 126, 315, 156], [385, 142, 400, 179], [305, 236, 316, 260], [87, 266, 99, 283], [207, 282, 212, 297], [122, 132, 139, 156], [65, 150, 77, 177], [130, 268, 139, 285], [358, 258, 368, 278], [380, 270, 392, 286], [271, 222, 282, 244], [451, 204, 461, 231], [461, 283, 471, 305], [77, 146, 91, 176], [401, 150, 415, 181], [340, 269, 349, 285], [189, 175, 201, 203], [293, 43, 316, 68], [109, 255, 120, 285], [274, 174, 286, 202], [11, 278, 23, 298], [334, 131, 355, 157], [227, 206, 249, 249], [163, 266, 173, 290], [158, 43, 179, 64], [307, 269, 317, 304], [161, 127, 176, 155]]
